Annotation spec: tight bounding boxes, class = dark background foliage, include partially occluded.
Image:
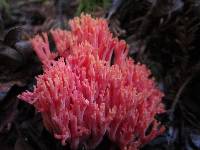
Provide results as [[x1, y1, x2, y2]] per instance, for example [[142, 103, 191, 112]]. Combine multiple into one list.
[[0, 0, 200, 149]]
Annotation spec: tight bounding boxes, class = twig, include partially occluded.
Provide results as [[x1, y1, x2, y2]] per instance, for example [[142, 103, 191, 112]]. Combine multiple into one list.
[[169, 76, 193, 121]]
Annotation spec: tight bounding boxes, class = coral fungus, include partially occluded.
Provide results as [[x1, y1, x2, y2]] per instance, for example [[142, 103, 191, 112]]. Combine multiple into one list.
[[18, 14, 164, 150]]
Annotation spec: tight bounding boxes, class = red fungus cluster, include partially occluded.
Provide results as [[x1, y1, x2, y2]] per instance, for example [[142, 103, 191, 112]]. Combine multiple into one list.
[[18, 14, 164, 150]]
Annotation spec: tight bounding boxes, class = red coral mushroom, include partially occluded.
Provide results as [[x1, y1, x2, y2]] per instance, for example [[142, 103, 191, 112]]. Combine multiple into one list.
[[18, 14, 164, 150]]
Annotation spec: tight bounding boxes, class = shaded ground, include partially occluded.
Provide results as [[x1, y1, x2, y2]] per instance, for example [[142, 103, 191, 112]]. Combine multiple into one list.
[[0, 0, 200, 150]]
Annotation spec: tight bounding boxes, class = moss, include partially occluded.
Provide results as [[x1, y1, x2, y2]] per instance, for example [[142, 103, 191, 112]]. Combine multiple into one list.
[[76, 0, 112, 15]]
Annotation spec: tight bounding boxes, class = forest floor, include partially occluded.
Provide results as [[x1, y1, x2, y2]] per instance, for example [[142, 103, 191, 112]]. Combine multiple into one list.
[[0, 0, 200, 150]]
